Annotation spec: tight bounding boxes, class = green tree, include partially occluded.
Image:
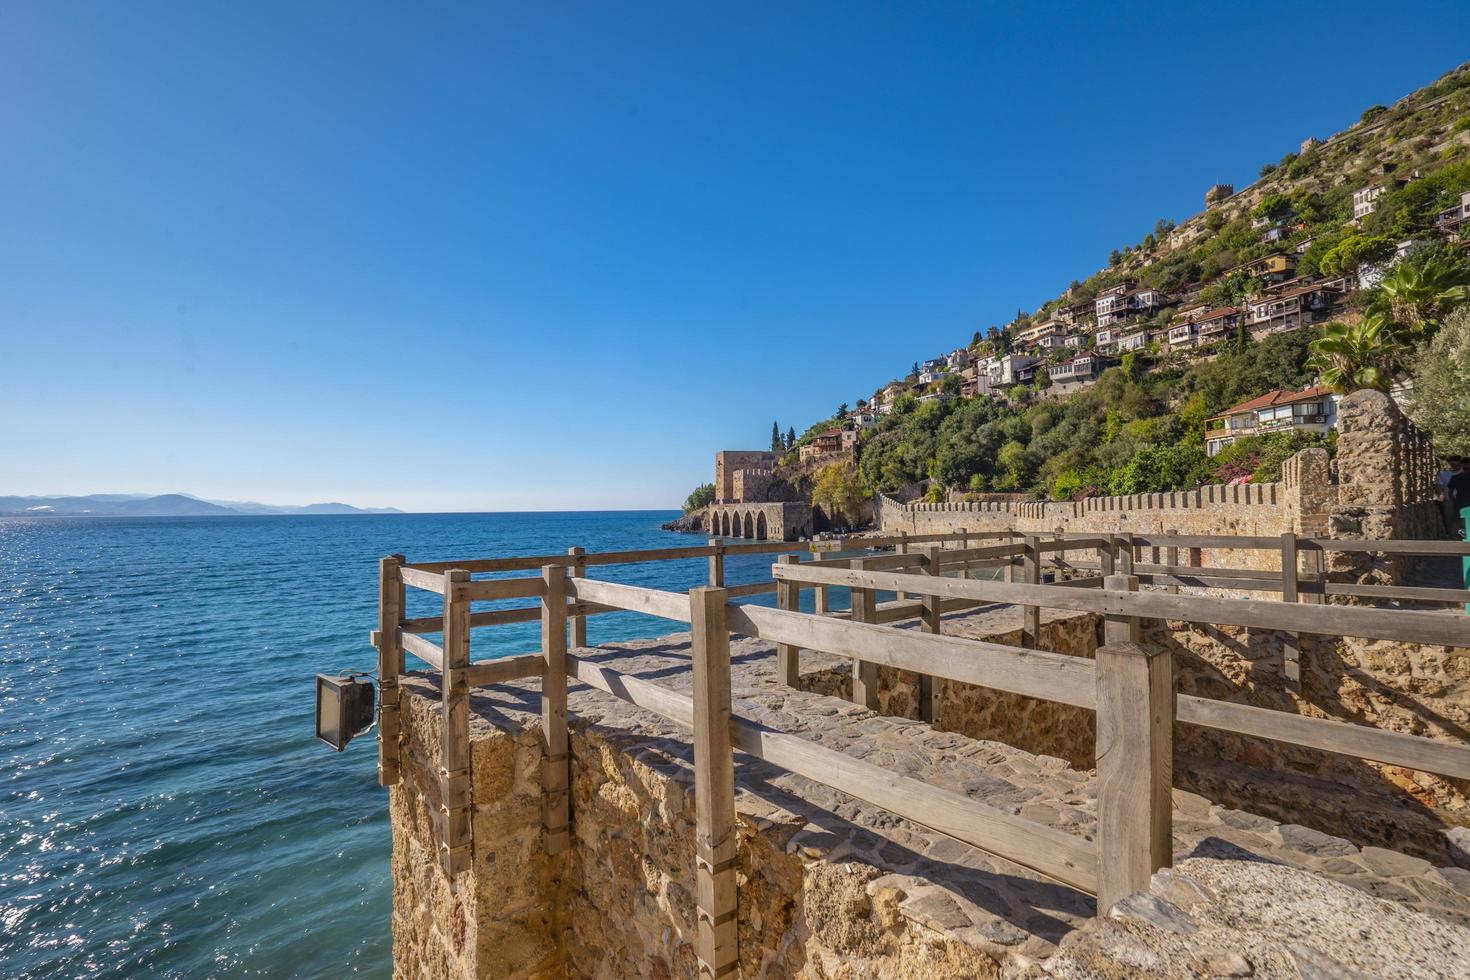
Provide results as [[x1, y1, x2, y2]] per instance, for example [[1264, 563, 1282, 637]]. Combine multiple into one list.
[[811, 463, 867, 525], [1318, 233, 1394, 278], [1407, 307, 1470, 456], [1375, 251, 1470, 336], [1250, 193, 1292, 222], [838, 402, 849, 417], [1306, 316, 1410, 393], [785, 426, 796, 450], [770, 421, 782, 453], [682, 483, 715, 513]]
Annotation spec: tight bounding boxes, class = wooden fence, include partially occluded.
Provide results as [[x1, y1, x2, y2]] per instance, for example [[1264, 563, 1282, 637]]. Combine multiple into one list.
[[370, 530, 1470, 978]]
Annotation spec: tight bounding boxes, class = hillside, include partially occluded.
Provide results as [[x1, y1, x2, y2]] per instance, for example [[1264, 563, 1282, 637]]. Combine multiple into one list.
[[0, 494, 404, 517], [746, 61, 1470, 509]]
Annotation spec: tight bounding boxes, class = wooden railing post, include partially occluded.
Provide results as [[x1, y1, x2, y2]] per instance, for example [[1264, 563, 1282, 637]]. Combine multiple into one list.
[[707, 538, 726, 587], [895, 530, 910, 600], [848, 558, 879, 709], [1164, 529, 1179, 595], [541, 565, 571, 855], [1021, 534, 1041, 649], [775, 554, 801, 687], [1096, 573, 1172, 913], [1280, 532, 1301, 692], [377, 554, 406, 787], [689, 586, 737, 978], [1302, 541, 1325, 606], [918, 544, 942, 722], [1099, 535, 1116, 577], [1117, 531, 1135, 577], [440, 569, 473, 875], [958, 527, 971, 579], [568, 546, 587, 649]]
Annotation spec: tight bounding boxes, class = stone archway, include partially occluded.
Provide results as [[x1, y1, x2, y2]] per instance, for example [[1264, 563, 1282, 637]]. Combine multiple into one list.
[[722, 511, 732, 537], [743, 513, 754, 538], [755, 512, 768, 540]]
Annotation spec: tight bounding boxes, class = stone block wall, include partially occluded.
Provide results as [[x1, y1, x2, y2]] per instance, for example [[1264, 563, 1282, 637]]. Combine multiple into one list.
[[715, 451, 780, 504]]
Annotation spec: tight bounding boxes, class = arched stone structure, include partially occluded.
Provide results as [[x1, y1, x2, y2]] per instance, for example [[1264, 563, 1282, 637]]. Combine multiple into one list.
[[707, 502, 813, 542]]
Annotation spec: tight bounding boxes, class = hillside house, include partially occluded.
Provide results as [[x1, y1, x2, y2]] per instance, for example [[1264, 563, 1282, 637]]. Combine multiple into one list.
[[1245, 282, 1338, 338], [1194, 307, 1242, 348], [917, 367, 949, 386], [873, 382, 907, 415], [799, 428, 858, 462], [1014, 318, 1065, 346], [1166, 320, 1197, 351], [985, 352, 1037, 388], [1435, 190, 1470, 234], [1241, 253, 1295, 284], [1353, 183, 1388, 220], [1204, 385, 1338, 457], [1115, 329, 1150, 354], [1055, 300, 1095, 328], [1048, 353, 1102, 393], [1095, 283, 1167, 330]]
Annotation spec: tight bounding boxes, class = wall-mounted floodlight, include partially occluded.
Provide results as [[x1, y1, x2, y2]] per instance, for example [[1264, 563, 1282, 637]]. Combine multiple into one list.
[[316, 673, 376, 751]]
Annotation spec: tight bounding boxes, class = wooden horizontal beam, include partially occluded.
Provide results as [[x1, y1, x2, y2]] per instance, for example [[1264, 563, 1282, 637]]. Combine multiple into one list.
[[464, 653, 544, 688], [567, 578, 691, 623], [1307, 538, 1470, 556], [727, 604, 1097, 708], [1125, 534, 1283, 550], [399, 566, 449, 594], [772, 564, 1470, 647], [566, 655, 1098, 893], [399, 630, 444, 671], [722, 581, 777, 598], [1176, 695, 1470, 781], [460, 577, 544, 602], [1322, 582, 1470, 603], [400, 600, 614, 635]]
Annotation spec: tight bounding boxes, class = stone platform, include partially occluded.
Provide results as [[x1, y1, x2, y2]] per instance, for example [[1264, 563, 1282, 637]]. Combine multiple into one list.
[[390, 628, 1470, 979]]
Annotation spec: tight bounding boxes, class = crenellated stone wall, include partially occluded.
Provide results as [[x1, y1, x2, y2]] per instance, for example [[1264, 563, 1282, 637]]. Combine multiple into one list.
[[877, 390, 1446, 568]]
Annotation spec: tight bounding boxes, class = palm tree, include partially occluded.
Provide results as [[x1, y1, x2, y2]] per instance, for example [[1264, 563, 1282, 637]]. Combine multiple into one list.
[[1306, 315, 1410, 394], [1376, 255, 1470, 336]]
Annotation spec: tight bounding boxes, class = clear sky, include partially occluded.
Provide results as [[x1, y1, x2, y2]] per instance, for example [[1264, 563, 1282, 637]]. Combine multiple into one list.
[[4, 3, 1468, 511]]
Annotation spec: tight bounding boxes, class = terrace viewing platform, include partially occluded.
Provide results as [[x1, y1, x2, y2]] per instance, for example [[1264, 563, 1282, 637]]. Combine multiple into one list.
[[368, 525, 1470, 978]]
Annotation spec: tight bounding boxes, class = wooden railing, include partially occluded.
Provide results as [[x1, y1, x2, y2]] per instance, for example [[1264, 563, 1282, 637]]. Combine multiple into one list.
[[370, 530, 1470, 978]]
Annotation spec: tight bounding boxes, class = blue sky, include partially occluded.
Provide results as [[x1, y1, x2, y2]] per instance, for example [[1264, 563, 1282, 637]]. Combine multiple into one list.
[[3, 3, 1468, 511]]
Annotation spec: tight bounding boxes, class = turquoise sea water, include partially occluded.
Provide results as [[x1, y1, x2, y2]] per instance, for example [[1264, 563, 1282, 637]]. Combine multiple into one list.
[[1, 512, 813, 978]]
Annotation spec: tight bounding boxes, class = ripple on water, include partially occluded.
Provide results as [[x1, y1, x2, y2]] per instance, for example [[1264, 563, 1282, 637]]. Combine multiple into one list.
[[0, 510, 738, 979]]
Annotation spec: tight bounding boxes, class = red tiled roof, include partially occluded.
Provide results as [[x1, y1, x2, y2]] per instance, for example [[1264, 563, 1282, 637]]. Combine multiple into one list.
[[1216, 385, 1333, 418]]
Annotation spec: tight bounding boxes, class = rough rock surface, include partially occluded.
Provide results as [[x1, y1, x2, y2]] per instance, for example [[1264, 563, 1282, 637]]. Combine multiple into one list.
[[390, 624, 1470, 979], [1046, 857, 1470, 979]]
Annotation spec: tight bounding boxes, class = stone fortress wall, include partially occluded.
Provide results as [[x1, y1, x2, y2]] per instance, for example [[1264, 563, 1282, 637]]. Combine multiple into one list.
[[877, 389, 1443, 576], [714, 451, 779, 504]]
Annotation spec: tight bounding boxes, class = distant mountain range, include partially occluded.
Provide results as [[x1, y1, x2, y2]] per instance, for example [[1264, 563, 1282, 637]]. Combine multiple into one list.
[[0, 493, 404, 517]]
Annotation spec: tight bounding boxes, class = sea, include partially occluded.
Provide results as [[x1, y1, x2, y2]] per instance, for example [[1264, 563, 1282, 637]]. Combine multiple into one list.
[[0, 511, 832, 978]]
